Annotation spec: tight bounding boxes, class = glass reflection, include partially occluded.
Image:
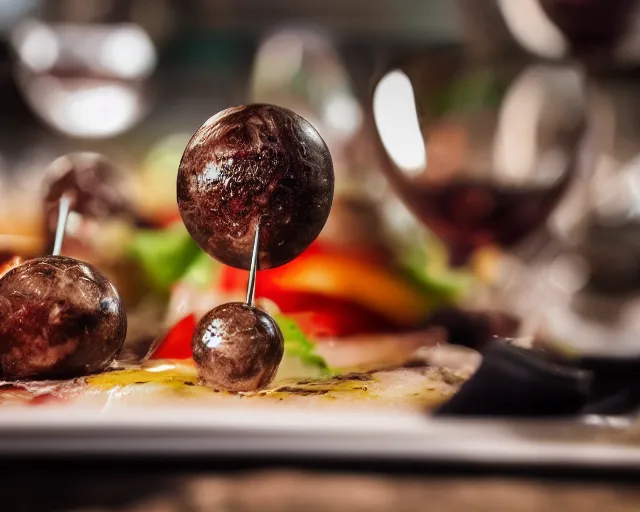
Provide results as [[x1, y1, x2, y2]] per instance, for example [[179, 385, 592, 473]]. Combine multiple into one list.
[[11, 20, 157, 138]]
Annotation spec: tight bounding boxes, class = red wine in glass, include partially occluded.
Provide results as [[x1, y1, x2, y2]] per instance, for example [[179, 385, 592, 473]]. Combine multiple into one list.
[[539, 0, 636, 56], [394, 176, 573, 266], [372, 53, 587, 266]]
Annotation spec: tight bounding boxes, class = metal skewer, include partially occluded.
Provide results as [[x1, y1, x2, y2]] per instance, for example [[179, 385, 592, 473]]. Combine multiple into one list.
[[52, 194, 72, 256], [245, 222, 261, 307]]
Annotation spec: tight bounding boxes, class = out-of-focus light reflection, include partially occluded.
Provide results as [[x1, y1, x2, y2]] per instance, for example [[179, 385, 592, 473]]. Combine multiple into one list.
[[594, 154, 640, 224], [498, 0, 567, 59], [12, 20, 59, 73], [11, 20, 156, 139], [253, 30, 305, 89], [493, 67, 546, 184], [99, 25, 157, 80], [251, 27, 362, 151], [323, 93, 362, 139], [26, 77, 141, 138], [548, 252, 589, 294], [493, 65, 584, 186], [373, 70, 426, 175]]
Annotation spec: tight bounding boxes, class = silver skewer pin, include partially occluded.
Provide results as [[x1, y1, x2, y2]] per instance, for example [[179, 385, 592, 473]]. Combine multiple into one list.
[[245, 222, 261, 307], [52, 194, 72, 256]]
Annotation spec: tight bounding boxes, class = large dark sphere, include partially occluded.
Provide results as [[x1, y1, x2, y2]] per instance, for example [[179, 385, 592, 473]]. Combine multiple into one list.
[[192, 302, 284, 392], [0, 256, 127, 380], [177, 104, 334, 270]]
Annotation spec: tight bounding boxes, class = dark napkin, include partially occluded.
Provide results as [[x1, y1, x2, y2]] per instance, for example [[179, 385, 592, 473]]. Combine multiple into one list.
[[436, 339, 640, 417], [436, 342, 591, 417]]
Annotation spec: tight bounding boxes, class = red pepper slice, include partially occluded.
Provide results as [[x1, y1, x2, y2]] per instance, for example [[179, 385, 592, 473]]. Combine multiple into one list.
[[149, 314, 196, 360]]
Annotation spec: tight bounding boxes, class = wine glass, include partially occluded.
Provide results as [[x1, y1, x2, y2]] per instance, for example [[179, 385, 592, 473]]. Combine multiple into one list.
[[371, 49, 588, 269], [9, 13, 158, 139], [496, 0, 640, 70], [369, 49, 592, 343], [535, 74, 640, 357]]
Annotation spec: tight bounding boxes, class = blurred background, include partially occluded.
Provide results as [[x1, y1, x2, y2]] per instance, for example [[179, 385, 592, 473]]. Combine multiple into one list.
[[4, 0, 640, 362]]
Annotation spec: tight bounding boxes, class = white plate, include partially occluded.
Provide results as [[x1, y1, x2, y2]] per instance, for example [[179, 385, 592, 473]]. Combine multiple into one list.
[[0, 404, 638, 469]]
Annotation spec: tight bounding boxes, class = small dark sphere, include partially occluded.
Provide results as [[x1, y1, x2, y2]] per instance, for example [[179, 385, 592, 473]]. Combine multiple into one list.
[[0, 256, 127, 380], [177, 104, 334, 270], [43, 152, 131, 251], [192, 302, 284, 392]]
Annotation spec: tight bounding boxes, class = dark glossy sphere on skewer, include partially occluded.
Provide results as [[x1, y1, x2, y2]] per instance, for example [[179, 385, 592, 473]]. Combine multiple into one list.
[[192, 302, 284, 392], [0, 256, 127, 380], [177, 104, 334, 270], [43, 153, 131, 249]]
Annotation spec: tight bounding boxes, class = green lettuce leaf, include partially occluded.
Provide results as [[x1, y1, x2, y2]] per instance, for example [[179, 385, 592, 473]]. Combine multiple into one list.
[[398, 237, 472, 305], [129, 224, 205, 293], [274, 314, 330, 380], [181, 251, 218, 289]]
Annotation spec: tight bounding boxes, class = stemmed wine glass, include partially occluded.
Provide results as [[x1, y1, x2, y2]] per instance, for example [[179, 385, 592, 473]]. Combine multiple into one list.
[[496, 0, 640, 71], [370, 48, 589, 324]]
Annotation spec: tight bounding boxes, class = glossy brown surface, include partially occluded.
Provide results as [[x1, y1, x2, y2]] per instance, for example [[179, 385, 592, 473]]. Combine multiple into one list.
[[192, 302, 284, 392], [177, 104, 334, 270], [43, 152, 131, 251], [0, 256, 127, 380]]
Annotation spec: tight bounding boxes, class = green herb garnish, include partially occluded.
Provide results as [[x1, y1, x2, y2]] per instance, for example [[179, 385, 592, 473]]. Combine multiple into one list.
[[274, 314, 330, 375]]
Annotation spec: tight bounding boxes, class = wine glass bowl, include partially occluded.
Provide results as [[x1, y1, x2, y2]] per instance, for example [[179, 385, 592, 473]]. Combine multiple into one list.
[[371, 50, 588, 266], [497, 0, 640, 69]]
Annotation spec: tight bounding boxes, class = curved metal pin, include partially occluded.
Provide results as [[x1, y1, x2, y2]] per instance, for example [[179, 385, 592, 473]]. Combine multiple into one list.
[[52, 194, 72, 256], [245, 222, 261, 307]]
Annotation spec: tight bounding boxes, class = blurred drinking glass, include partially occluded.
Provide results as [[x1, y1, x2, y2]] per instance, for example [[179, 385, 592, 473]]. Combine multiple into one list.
[[250, 27, 363, 161], [536, 75, 640, 356], [371, 50, 587, 268], [496, 0, 640, 70], [10, 18, 157, 138]]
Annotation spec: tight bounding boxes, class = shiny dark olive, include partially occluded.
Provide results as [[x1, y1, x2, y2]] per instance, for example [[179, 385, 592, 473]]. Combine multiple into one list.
[[0, 256, 127, 380], [192, 302, 284, 392], [177, 104, 334, 270]]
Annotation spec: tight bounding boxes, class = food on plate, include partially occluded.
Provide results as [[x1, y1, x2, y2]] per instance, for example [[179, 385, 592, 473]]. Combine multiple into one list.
[[142, 227, 469, 371], [174, 103, 335, 391], [176, 103, 334, 270], [193, 303, 284, 391], [0, 356, 467, 409], [0, 255, 126, 380], [0, 99, 481, 411]]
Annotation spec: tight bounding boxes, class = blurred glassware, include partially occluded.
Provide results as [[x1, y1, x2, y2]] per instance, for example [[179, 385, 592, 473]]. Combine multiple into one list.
[[250, 27, 363, 166], [531, 74, 640, 357], [496, 0, 640, 70], [250, 27, 393, 255], [454, 0, 523, 61], [133, 132, 192, 227], [10, 19, 157, 138], [371, 50, 588, 267]]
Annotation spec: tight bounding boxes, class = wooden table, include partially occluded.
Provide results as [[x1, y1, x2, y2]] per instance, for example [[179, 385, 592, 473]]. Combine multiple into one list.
[[2, 470, 639, 511]]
